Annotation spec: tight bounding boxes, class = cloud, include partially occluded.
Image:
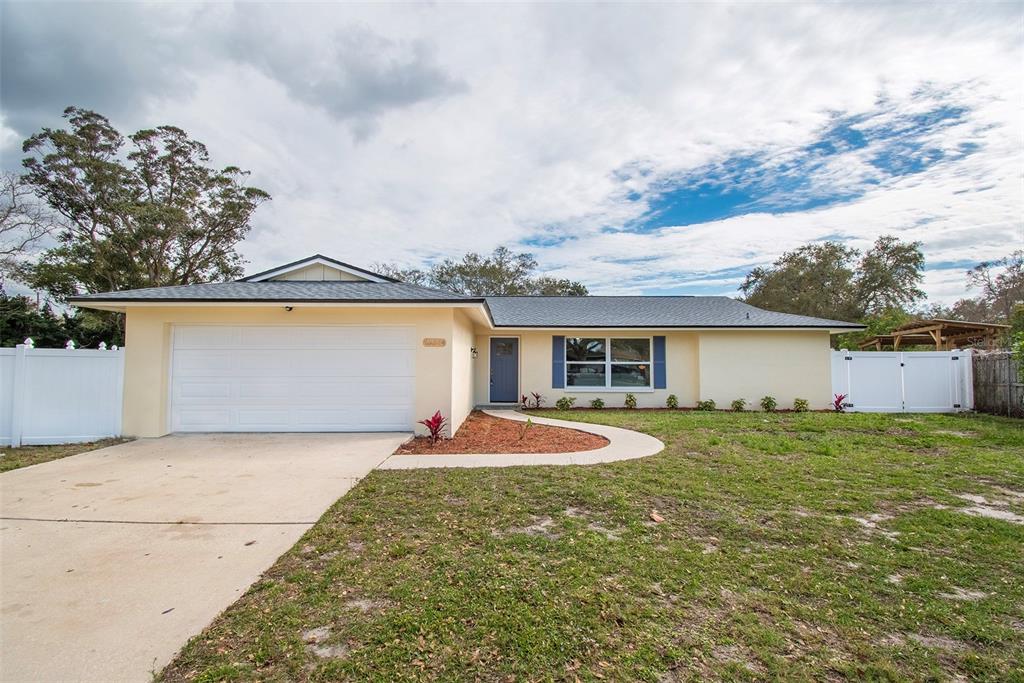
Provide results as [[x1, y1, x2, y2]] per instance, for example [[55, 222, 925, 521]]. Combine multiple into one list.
[[1, 2, 1021, 306], [222, 8, 466, 136], [0, 2, 201, 146]]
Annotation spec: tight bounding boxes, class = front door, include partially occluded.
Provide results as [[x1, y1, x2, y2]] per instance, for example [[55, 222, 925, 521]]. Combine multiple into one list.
[[489, 337, 519, 403]]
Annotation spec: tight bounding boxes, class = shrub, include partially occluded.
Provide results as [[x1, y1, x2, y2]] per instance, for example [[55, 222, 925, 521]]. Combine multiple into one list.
[[696, 399, 716, 411], [624, 393, 637, 409], [555, 396, 576, 410], [590, 397, 605, 409], [731, 398, 747, 412], [666, 394, 679, 409], [793, 397, 809, 413], [833, 393, 847, 412], [760, 395, 777, 412], [518, 418, 533, 441], [418, 410, 447, 444]]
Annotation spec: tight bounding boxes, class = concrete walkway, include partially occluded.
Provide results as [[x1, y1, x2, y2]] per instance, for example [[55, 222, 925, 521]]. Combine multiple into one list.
[[379, 410, 664, 469], [0, 432, 408, 683]]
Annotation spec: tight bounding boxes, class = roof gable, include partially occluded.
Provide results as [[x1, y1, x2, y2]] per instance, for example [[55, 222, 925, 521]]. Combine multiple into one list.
[[240, 255, 397, 283]]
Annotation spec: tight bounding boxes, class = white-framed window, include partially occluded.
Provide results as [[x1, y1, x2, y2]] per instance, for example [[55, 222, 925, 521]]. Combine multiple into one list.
[[565, 337, 652, 389]]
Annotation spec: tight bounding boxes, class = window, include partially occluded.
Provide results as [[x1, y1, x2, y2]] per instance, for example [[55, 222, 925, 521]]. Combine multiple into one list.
[[566, 337, 651, 389]]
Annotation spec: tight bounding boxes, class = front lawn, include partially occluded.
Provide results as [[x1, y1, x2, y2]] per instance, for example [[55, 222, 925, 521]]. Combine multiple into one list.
[[0, 437, 128, 473], [161, 412, 1024, 682]]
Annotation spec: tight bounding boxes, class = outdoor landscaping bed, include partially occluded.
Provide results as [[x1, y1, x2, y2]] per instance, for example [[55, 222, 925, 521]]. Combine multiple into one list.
[[393, 410, 608, 454]]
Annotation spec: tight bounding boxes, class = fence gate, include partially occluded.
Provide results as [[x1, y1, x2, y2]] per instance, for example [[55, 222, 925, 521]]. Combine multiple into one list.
[[831, 350, 973, 413]]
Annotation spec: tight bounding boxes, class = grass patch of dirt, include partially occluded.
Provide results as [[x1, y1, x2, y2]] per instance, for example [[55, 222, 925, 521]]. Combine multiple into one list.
[[394, 410, 608, 454], [160, 411, 1024, 682], [0, 437, 130, 473]]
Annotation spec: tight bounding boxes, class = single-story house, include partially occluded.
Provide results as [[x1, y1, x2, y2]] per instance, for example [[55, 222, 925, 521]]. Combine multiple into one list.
[[70, 254, 863, 437]]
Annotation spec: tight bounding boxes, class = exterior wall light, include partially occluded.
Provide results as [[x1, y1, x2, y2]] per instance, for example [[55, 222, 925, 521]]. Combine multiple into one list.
[[471, 346, 478, 359]]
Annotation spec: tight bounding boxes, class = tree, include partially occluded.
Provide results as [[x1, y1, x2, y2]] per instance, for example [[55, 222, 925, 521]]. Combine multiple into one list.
[[739, 236, 925, 321], [965, 251, 1023, 322], [0, 292, 67, 347], [856, 235, 926, 313], [374, 247, 588, 296], [0, 171, 58, 281], [19, 107, 270, 339]]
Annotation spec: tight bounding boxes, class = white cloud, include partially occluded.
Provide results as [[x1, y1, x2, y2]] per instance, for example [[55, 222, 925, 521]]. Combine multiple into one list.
[[1, 2, 1021, 305]]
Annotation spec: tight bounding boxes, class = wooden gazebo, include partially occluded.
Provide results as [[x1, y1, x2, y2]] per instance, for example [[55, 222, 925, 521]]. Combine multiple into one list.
[[858, 318, 1009, 351]]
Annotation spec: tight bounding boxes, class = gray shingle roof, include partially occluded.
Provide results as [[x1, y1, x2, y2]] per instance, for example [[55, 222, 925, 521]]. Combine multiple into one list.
[[69, 281, 474, 303], [482, 296, 862, 329], [70, 282, 861, 329]]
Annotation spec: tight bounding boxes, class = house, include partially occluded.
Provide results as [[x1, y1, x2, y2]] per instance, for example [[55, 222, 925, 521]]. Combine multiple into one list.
[[70, 254, 863, 436]]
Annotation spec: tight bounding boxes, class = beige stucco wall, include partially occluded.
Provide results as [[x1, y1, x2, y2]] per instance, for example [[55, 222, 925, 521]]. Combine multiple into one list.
[[121, 306, 463, 438], [471, 329, 832, 410], [472, 330, 700, 409], [697, 330, 832, 409], [450, 310, 476, 431]]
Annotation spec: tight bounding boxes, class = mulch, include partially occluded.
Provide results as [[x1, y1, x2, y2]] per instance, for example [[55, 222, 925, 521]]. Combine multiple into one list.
[[394, 411, 609, 455]]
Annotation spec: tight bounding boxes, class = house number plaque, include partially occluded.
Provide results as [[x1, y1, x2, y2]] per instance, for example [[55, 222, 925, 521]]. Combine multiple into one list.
[[422, 337, 447, 348]]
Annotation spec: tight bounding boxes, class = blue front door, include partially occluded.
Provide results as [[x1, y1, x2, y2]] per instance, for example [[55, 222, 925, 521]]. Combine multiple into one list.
[[489, 337, 519, 403]]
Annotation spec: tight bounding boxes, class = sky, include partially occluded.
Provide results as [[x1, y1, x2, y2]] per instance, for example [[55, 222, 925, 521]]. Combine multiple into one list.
[[1, 1, 1022, 304]]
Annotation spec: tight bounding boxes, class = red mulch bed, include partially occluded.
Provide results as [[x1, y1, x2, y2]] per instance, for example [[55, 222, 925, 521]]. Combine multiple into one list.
[[394, 411, 609, 455]]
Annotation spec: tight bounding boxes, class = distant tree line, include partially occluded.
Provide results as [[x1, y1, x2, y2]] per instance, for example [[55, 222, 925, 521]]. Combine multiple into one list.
[[740, 235, 1023, 348], [373, 246, 587, 296]]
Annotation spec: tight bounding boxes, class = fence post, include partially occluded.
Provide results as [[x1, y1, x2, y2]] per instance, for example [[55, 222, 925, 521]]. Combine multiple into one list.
[[1009, 354, 1014, 418], [9, 344, 28, 448]]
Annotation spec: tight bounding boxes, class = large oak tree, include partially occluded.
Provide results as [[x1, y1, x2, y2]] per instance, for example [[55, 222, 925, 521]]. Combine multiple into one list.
[[739, 236, 925, 321], [18, 107, 270, 341]]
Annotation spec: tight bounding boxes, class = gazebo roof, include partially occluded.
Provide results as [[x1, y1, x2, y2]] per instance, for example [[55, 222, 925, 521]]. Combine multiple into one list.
[[858, 318, 1009, 350]]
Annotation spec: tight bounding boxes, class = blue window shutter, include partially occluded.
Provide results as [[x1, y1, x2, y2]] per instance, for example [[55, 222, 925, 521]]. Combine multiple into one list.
[[552, 336, 565, 388], [653, 336, 667, 389]]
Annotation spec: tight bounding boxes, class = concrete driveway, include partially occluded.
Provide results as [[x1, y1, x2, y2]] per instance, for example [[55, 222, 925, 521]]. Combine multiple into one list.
[[0, 432, 409, 683]]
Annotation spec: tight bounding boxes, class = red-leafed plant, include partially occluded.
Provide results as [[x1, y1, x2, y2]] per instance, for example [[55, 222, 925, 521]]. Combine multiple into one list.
[[418, 410, 447, 444], [521, 392, 544, 409], [833, 393, 848, 412]]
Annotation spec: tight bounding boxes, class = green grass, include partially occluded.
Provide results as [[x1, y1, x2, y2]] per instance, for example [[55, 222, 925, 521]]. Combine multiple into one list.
[[0, 437, 128, 473], [160, 412, 1024, 682]]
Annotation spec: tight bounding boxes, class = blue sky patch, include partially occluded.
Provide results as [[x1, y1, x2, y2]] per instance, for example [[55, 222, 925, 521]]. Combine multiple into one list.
[[621, 100, 978, 232]]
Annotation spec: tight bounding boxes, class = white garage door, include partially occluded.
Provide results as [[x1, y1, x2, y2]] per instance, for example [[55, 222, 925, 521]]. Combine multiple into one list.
[[170, 325, 415, 432]]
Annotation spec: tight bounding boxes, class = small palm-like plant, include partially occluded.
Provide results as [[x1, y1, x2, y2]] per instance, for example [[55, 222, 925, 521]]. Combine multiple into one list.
[[418, 411, 447, 445]]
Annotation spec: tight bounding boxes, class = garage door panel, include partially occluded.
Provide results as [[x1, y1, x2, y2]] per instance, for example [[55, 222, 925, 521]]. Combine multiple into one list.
[[176, 382, 233, 399], [235, 409, 292, 427], [171, 325, 415, 432], [175, 409, 232, 429], [174, 326, 243, 348], [173, 350, 240, 376], [237, 381, 292, 400]]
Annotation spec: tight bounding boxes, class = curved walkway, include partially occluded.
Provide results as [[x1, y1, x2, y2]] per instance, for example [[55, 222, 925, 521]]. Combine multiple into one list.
[[378, 409, 664, 469]]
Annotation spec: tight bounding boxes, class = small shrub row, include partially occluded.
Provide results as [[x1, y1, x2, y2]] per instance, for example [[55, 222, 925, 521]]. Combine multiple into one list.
[[528, 393, 818, 412]]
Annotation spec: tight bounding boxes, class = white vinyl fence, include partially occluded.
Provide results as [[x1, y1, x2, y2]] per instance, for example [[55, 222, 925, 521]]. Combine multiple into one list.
[[831, 349, 973, 413], [1, 342, 124, 447]]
